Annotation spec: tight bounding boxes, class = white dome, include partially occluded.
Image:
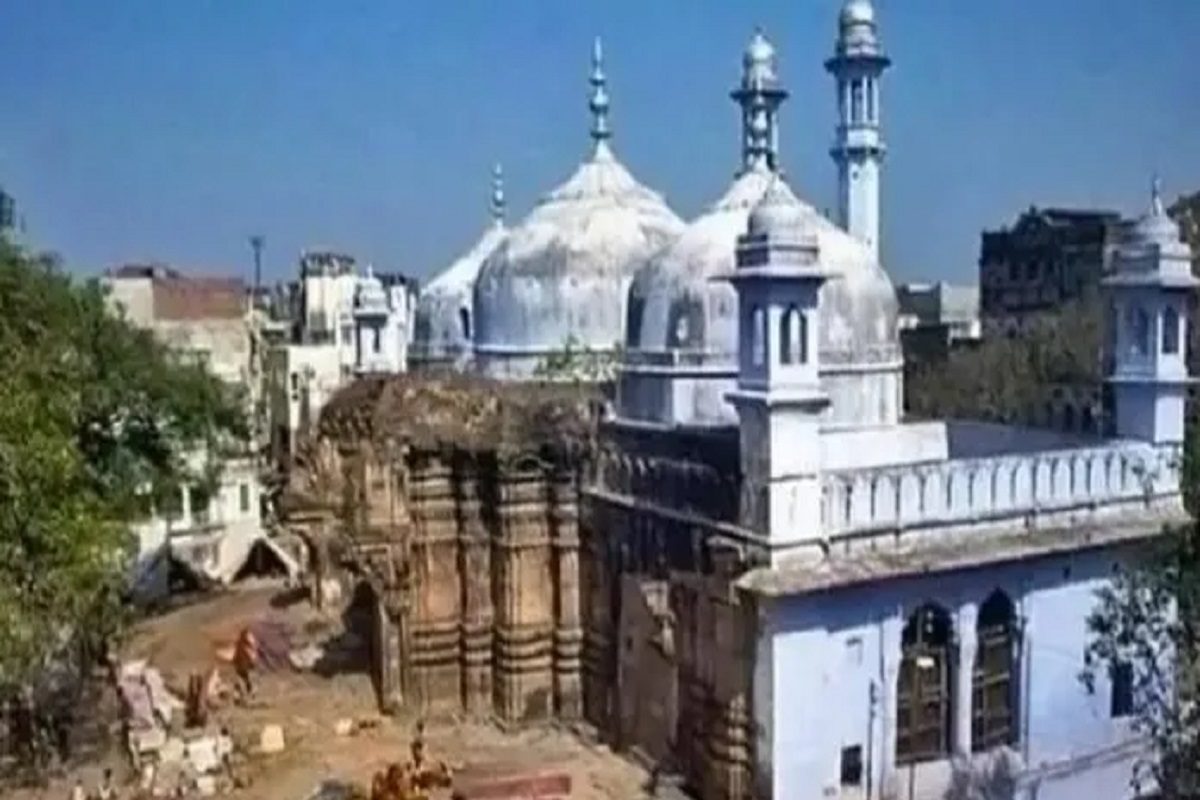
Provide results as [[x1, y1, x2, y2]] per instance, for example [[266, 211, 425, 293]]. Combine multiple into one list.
[[414, 221, 506, 365], [629, 167, 896, 361], [473, 143, 684, 379], [746, 176, 805, 238], [623, 166, 900, 425]]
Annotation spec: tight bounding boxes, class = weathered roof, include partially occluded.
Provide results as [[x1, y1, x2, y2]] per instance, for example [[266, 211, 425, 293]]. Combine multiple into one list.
[[736, 504, 1187, 598], [317, 371, 600, 454]]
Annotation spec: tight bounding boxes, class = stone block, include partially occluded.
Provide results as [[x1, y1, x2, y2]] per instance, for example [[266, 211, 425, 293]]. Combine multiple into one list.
[[258, 724, 285, 754]]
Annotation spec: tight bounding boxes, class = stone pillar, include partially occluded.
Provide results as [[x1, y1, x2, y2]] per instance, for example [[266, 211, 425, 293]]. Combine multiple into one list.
[[955, 602, 979, 756], [877, 611, 903, 798], [375, 584, 404, 713], [550, 471, 582, 720], [459, 470, 494, 716]]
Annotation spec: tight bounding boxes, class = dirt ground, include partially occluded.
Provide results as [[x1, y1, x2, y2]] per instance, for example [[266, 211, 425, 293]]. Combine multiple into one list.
[[4, 582, 652, 800]]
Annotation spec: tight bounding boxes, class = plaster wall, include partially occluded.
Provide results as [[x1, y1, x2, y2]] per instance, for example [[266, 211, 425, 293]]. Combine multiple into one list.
[[761, 547, 1140, 800]]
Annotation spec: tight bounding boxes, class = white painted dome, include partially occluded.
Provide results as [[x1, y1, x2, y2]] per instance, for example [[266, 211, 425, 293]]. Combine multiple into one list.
[[627, 166, 897, 366], [414, 167, 508, 367], [473, 40, 685, 380], [415, 221, 506, 365]]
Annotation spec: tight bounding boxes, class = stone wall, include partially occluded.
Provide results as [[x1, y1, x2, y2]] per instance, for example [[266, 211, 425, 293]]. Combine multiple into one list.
[[335, 445, 583, 726], [282, 376, 763, 799]]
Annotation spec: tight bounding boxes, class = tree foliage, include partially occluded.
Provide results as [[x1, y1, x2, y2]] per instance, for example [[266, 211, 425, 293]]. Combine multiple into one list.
[[905, 296, 1103, 423], [0, 239, 246, 696], [532, 334, 621, 384], [1083, 529, 1200, 799]]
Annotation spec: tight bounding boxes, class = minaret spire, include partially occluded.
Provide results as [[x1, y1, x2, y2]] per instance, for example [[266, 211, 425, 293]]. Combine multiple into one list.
[[588, 37, 611, 156], [731, 28, 788, 175], [1151, 174, 1165, 217], [826, 0, 890, 261], [490, 163, 505, 226]]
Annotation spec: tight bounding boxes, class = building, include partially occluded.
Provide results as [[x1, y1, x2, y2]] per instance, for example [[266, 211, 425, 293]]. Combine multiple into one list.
[[0, 186, 16, 233], [412, 165, 508, 370], [979, 207, 1125, 338], [897, 282, 981, 364], [265, 253, 415, 469], [472, 38, 685, 380], [102, 264, 276, 595], [280, 5, 1189, 800]]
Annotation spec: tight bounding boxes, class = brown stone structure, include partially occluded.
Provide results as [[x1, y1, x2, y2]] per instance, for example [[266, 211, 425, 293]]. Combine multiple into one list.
[[282, 374, 594, 726], [282, 374, 768, 800]]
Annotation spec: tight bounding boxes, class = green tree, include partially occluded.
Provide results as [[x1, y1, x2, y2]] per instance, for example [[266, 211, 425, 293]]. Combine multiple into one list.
[[905, 296, 1103, 423], [1083, 528, 1200, 799], [0, 239, 245, 743], [532, 334, 621, 383]]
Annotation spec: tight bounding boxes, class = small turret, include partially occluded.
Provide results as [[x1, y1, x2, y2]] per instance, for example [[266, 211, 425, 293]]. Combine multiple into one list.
[[1104, 177, 1197, 445]]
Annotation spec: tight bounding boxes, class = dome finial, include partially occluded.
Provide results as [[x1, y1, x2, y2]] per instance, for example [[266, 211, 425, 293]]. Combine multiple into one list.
[[1151, 173, 1165, 217], [491, 163, 505, 225], [589, 36, 611, 153]]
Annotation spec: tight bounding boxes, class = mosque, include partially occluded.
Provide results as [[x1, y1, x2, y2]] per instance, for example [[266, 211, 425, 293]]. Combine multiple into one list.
[[321, 2, 1194, 799]]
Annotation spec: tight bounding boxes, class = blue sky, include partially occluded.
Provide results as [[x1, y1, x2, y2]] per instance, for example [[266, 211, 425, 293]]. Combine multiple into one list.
[[1, 1, 1197, 285]]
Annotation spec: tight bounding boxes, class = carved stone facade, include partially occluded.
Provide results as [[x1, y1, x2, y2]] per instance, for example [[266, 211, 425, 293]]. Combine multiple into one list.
[[281, 375, 591, 726], [281, 374, 766, 800]]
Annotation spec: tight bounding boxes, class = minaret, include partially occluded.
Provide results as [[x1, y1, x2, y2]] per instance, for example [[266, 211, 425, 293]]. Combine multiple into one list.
[[588, 37, 612, 159], [490, 163, 506, 228], [826, 0, 890, 260], [1104, 177, 1197, 445], [731, 29, 789, 174], [725, 179, 833, 561]]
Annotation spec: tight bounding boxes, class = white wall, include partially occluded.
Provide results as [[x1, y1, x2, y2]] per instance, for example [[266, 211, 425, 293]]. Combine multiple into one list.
[[763, 546, 1143, 800]]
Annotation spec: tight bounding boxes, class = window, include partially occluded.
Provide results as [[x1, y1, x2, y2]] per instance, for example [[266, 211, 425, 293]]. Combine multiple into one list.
[[1111, 662, 1134, 718], [780, 306, 805, 364], [840, 745, 863, 787], [1127, 306, 1150, 356], [973, 591, 1018, 751], [239, 483, 250, 514], [750, 306, 766, 367], [372, 327, 381, 354], [189, 486, 211, 524], [851, 80, 864, 124], [459, 307, 472, 341], [897, 604, 953, 764], [1163, 307, 1180, 354], [290, 372, 299, 393]]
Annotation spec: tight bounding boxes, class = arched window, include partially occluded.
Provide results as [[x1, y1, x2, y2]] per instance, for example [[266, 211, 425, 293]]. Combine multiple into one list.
[[1163, 306, 1180, 355], [1062, 404, 1076, 432], [459, 307, 472, 341], [897, 603, 953, 764], [751, 306, 766, 366], [973, 591, 1018, 751], [1082, 407, 1096, 434], [1127, 306, 1149, 356], [780, 306, 806, 364], [851, 80, 864, 124]]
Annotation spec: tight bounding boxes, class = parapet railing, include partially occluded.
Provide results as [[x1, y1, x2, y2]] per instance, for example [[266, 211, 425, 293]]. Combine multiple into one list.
[[820, 440, 1182, 536]]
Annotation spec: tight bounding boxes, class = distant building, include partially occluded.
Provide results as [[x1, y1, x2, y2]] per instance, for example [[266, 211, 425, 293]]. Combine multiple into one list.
[[264, 253, 415, 468], [102, 264, 287, 596], [0, 187, 16, 233], [979, 207, 1125, 337], [897, 281, 980, 364]]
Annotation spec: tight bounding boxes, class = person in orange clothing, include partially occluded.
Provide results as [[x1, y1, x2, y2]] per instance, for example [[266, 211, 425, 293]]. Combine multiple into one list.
[[232, 626, 259, 701]]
